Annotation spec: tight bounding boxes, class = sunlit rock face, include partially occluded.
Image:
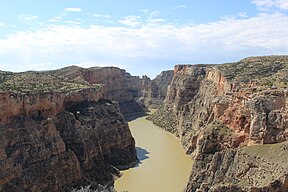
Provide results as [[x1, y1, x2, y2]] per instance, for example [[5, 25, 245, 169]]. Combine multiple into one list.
[[148, 56, 288, 192]]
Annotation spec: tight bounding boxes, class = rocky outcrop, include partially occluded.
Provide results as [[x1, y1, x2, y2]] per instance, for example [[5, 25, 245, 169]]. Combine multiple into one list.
[[0, 96, 137, 191], [0, 88, 104, 125], [0, 66, 173, 116], [148, 64, 219, 147], [82, 67, 142, 114], [0, 64, 174, 191], [83, 67, 173, 112], [148, 56, 288, 191], [0, 111, 81, 191], [185, 141, 288, 192], [58, 99, 138, 171], [137, 70, 174, 109], [0, 68, 138, 191]]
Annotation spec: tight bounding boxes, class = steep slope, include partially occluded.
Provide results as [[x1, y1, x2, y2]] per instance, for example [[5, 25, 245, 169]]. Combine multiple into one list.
[[0, 69, 138, 191], [186, 141, 288, 192], [137, 70, 174, 109], [83, 67, 173, 112], [149, 56, 288, 191], [0, 66, 172, 115]]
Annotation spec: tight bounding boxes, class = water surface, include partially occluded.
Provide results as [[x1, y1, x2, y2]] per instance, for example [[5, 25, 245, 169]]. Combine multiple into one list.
[[115, 113, 193, 192]]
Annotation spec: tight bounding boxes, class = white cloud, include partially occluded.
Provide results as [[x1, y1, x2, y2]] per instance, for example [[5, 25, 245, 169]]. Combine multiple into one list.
[[118, 15, 142, 27], [48, 13, 67, 22], [64, 8, 82, 12], [139, 9, 150, 14], [64, 21, 82, 25], [0, 13, 288, 77], [0, 23, 5, 27], [173, 5, 187, 9], [91, 13, 112, 18], [18, 15, 39, 23], [238, 12, 249, 18], [148, 11, 160, 18], [252, 0, 288, 11]]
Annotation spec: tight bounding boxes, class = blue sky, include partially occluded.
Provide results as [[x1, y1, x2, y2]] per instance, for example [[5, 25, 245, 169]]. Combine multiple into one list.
[[0, 0, 288, 78]]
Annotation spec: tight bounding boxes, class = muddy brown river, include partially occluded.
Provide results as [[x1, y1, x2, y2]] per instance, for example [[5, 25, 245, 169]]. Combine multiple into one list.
[[115, 113, 193, 192]]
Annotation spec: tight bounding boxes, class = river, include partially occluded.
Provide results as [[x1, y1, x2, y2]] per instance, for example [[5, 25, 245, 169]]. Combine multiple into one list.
[[114, 112, 193, 192]]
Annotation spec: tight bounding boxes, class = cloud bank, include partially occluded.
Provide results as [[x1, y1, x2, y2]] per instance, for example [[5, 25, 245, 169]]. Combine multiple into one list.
[[0, 4, 288, 77], [252, 0, 288, 10], [64, 8, 82, 12]]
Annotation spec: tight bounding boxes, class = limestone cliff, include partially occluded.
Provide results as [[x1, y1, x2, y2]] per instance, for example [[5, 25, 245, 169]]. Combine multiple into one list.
[[0, 68, 138, 191], [148, 56, 288, 191]]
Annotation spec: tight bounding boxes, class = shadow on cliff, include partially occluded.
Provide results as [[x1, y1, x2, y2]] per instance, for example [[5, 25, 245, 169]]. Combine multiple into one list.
[[124, 112, 148, 122], [134, 147, 150, 167]]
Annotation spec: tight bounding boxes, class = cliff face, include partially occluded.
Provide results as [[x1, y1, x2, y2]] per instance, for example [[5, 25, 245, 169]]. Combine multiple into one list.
[[83, 67, 173, 112], [149, 56, 288, 191], [136, 70, 174, 109], [59, 99, 138, 170], [82, 67, 142, 114], [0, 68, 138, 191], [0, 65, 173, 191], [0, 88, 104, 125], [0, 66, 173, 116], [186, 141, 288, 192], [0, 97, 138, 192]]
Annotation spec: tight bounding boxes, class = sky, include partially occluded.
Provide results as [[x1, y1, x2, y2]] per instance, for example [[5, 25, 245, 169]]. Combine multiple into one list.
[[0, 0, 288, 78]]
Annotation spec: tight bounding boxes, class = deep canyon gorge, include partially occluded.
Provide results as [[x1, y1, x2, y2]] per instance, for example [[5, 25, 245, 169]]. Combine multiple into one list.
[[0, 55, 288, 192]]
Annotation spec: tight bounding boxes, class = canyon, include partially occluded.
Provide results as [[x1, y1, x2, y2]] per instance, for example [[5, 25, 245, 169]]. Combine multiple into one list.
[[0, 55, 287, 192], [0, 66, 173, 191]]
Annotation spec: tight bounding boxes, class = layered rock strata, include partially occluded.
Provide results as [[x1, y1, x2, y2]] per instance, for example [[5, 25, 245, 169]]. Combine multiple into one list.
[[83, 67, 173, 112], [0, 65, 172, 114], [148, 56, 288, 191], [136, 70, 174, 109], [0, 69, 138, 191], [186, 141, 288, 192]]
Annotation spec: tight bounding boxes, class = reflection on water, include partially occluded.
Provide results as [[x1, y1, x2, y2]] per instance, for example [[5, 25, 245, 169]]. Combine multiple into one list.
[[115, 113, 193, 192]]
